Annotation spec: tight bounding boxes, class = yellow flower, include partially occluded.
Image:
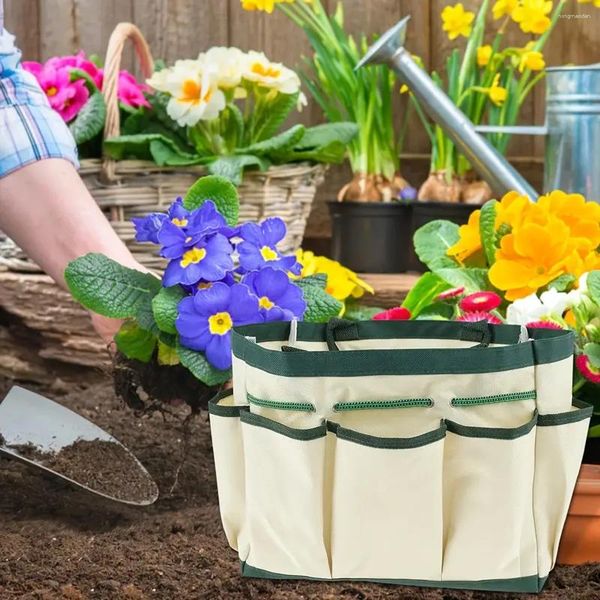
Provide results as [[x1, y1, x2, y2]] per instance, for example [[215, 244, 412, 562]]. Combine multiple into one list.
[[400, 84, 409, 94], [518, 42, 546, 72], [492, 0, 519, 19], [243, 51, 301, 94], [241, 0, 277, 12], [511, 0, 553, 35], [488, 73, 508, 106], [296, 250, 374, 301], [477, 45, 493, 67], [447, 210, 482, 263], [441, 3, 475, 40], [578, 0, 600, 8]]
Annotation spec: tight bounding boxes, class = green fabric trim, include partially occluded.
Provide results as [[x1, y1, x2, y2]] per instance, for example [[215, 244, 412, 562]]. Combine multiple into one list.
[[538, 399, 593, 427], [240, 562, 547, 593], [208, 390, 244, 418], [446, 411, 538, 440], [333, 399, 433, 411], [247, 393, 315, 413], [232, 322, 573, 378], [451, 390, 537, 407], [239, 409, 326, 441], [327, 421, 446, 449]]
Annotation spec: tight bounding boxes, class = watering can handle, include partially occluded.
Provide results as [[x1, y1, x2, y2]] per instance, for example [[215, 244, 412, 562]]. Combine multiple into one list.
[[474, 125, 548, 136]]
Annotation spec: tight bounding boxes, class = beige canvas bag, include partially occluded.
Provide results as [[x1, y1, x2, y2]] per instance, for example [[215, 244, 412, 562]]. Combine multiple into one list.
[[209, 319, 591, 593]]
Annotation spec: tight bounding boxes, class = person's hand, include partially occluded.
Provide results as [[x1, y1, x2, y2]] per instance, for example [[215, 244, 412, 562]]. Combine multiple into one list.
[[90, 313, 122, 346]]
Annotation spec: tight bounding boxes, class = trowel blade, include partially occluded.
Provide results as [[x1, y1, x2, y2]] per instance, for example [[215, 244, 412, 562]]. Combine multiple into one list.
[[0, 386, 158, 506]]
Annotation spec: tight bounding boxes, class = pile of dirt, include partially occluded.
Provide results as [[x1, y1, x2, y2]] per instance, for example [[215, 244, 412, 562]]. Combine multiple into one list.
[[0, 375, 598, 599]]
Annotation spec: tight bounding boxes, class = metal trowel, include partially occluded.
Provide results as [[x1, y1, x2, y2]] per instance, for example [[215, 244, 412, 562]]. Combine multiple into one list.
[[0, 386, 159, 506]]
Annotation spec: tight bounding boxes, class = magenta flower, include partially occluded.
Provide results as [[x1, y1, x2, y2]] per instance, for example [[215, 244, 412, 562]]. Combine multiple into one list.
[[117, 71, 150, 108], [47, 51, 103, 87]]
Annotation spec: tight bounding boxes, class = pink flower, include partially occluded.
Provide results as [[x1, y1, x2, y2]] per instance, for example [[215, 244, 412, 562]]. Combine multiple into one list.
[[575, 354, 600, 385], [437, 286, 465, 301], [525, 320, 563, 330], [456, 311, 502, 325], [459, 291, 502, 313], [23, 61, 89, 122], [373, 307, 411, 321], [47, 51, 103, 87], [117, 70, 150, 108]]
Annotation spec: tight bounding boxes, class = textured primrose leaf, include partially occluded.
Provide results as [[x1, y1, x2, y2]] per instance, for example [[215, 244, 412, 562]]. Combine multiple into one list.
[[549, 274, 576, 292], [69, 92, 105, 145], [176, 341, 231, 386], [343, 302, 384, 321], [413, 220, 460, 271], [114, 322, 156, 363], [250, 91, 299, 142], [239, 124, 305, 158], [479, 200, 497, 266], [183, 175, 239, 227], [207, 154, 269, 185], [65, 253, 161, 319], [588, 271, 600, 305], [435, 267, 491, 294], [157, 341, 180, 366], [295, 277, 343, 323], [152, 286, 186, 335], [401, 272, 450, 318], [584, 343, 600, 369]]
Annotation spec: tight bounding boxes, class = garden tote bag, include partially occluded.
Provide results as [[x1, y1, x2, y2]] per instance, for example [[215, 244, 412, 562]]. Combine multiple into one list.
[[209, 319, 592, 593]]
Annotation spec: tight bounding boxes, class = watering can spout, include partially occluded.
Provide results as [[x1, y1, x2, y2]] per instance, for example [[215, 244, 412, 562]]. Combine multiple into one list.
[[357, 17, 539, 201]]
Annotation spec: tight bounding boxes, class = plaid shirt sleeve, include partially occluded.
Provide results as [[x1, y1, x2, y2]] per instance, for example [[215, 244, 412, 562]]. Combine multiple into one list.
[[0, 25, 79, 179]]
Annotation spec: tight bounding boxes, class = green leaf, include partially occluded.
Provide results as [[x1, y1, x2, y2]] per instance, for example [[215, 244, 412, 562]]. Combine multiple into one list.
[[183, 175, 240, 226], [114, 322, 156, 363], [152, 286, 186, 335], [435, 267, 491, 293], [65, 253, 161, 319], [549, 274, 576, 292], [251, 92, 299, 142], [295, 277, 343, 323], [157, 341, 180, 366], [588, 271, 600, 305], [69, 68, 100, 93], [415, 302, 454, 321], [589, 423, 600, 438], [149, 139, 205, 166], [278, 141, 348, 165], [294, 122, 359, 150], [401, 273, 451, 318], [136, 295, 160, 336], [239, 124, 305, 158], [104, 133, 199, 164], [69, 92, 105, 144], [584, 343, 600, 369], [176, 341, 231, 386], [207, 154, 269, 185], [413, 220, 460, 271], [343, 302, 384, 321], [479, 200, 497, 266]]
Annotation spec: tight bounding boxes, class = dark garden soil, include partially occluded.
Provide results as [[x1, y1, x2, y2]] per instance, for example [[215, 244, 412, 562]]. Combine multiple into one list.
[[0, 375, 599, 600]]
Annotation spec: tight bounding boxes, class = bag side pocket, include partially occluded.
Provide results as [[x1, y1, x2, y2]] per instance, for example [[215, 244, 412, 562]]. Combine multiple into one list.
[[209, 391, 247, 556], [329, 421, 446, 581], [442, 413, 538, 582], [534, 400, 593, 578], [240, 410, 330, 578]]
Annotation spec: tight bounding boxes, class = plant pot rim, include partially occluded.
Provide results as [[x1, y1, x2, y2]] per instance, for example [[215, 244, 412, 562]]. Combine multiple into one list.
[[327, 200, 412, 209], [413, 200, 482, 209], [576, 464, 600, 493]]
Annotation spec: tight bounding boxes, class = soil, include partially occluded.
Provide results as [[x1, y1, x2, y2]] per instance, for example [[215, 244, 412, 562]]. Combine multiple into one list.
[[0, 374, 599, 600]]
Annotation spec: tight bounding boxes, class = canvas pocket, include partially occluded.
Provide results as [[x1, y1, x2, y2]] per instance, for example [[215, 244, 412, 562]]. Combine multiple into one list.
[[442, 413, 538, 582], [533, 400, 593, 578], [208, 391, 247, 555], [240, 410, 330, 578], [329, 420, 446, 580]]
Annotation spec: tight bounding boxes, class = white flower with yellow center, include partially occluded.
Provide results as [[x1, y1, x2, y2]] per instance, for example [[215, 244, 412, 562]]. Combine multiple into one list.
[[198, 46, 248, 90], [243, 51, 301, 95], [147, 59, 226, 127]]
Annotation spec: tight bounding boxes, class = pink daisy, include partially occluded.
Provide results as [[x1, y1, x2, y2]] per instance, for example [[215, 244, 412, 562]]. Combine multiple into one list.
[[437, 286, 465, 301], [456, 311, 502, 325], [459, 291, 502, 313], [525, 320, 563, 330], [372, 307, 411, 321], [575, 354, 600, 385]]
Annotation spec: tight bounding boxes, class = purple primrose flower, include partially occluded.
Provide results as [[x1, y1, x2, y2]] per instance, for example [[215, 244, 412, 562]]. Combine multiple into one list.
[[242, 267, 306, 321], [176, 282, 262, 370]]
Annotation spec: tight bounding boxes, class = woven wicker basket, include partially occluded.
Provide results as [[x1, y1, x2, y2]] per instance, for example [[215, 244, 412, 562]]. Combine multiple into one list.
[[0, 23, 325, 272]]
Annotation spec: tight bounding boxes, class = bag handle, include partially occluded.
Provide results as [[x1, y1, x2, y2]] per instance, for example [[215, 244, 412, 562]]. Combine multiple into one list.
[[325, 318, 492, 351], [101, 22, 154, 182]]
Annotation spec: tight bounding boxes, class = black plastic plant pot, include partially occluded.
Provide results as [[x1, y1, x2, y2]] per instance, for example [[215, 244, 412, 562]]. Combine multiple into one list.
[[328, 201, 412, 273], [408, 201, 480, 272]]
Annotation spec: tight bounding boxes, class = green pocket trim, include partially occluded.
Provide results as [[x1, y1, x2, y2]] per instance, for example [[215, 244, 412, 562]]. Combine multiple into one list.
[[240, 409, 326, 441], [208, 390, 243, 418], [241, 562, 547, 593], [247, 393, 315, 413], [451, 390, 536, 407], [333, 398, 433, 411], [446, 411, 538, 440], [538, 399, 593, 427], [327, 420, 446, 449]]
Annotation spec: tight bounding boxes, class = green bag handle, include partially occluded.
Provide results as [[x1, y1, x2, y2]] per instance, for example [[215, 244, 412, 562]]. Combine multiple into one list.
[[325, 318, 492, 351]]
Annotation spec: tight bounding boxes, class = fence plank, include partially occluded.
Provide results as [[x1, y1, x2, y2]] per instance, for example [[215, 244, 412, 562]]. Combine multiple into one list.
[[3, 0, 40, 61]]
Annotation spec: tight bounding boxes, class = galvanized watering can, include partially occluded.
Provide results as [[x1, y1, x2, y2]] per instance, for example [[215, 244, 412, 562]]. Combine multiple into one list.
[[358, 16, 600, 202]]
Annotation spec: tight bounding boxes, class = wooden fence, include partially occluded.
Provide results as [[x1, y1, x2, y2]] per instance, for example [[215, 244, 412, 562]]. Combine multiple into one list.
[[5, 0, 600, 238]]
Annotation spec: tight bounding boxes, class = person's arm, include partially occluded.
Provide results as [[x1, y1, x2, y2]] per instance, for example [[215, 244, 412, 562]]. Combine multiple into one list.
[[0, 159, 145, 341]]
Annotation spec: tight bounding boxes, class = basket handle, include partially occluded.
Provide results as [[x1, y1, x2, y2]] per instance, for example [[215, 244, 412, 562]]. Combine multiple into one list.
[[101, 22, 154, 181]]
